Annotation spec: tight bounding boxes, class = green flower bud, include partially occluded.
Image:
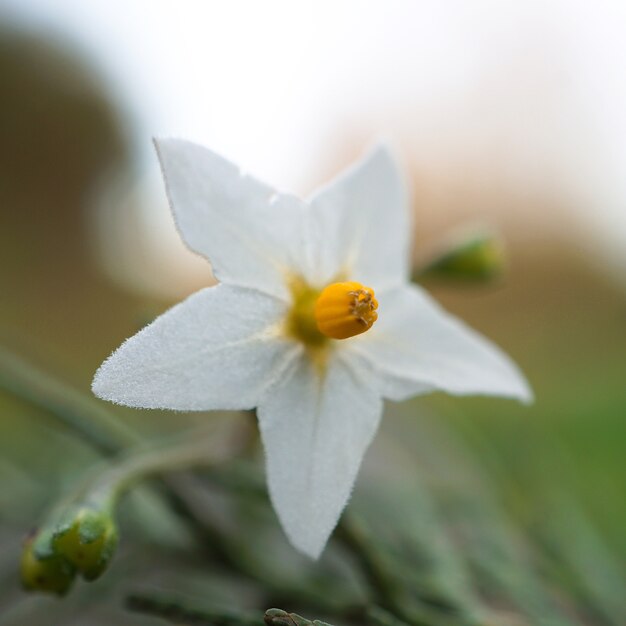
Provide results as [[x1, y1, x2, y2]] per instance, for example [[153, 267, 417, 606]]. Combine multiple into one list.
[[21, 533, 75, 596], [52, 507, 118, 581], [417, 228, 506, 282]]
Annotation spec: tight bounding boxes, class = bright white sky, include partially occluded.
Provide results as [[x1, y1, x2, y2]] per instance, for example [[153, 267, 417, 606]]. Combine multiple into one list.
[[3, 0, 626, 290]]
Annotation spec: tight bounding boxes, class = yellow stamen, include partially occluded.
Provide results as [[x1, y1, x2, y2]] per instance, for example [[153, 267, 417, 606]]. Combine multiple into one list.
[[314, 281, 378, 340]]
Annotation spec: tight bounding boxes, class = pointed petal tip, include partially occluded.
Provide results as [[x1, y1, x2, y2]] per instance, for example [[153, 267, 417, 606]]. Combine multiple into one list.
[[90, 346, 168, 410], [499, 356, 534, 405], [90, 359, 135, 408], [152, 136, 192, 163], [492, 368, 534, 406], [152, 135, 172, 152], [90, 375, 103, 400], [363, 139, 401, 172], [90, 360, 110, 400], [266, 478, 333, 560], [281, 524, 328, 560], [360, 285, 536, 407], [152, 135, 188, 147], [480, 358, 534, 406], [153, 137, 211, 168], [370, 138, 397, 159], [296, 543, 324, 561], [517, 378, 535, 405]]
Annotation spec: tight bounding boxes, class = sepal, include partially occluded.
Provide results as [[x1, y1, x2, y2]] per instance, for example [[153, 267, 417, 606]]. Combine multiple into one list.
[[20, 532, 76, 596], [52, 506, 119, 581]]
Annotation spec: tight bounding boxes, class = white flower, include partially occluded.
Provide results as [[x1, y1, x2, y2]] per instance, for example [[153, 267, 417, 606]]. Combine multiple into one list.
[[93, 139, 532, 558]]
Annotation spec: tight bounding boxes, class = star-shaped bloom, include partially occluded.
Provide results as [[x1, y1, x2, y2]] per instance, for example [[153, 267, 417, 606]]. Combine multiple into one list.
[[93, 140, 532, 558]]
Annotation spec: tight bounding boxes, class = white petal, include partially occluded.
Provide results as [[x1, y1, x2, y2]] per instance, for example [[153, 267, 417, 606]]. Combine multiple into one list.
[[306, 144, 410, 290], [350, 285, 533, 403], [93, 284, 300, 410], [257, 353, 383, 558], [154, 138, 309, 299]]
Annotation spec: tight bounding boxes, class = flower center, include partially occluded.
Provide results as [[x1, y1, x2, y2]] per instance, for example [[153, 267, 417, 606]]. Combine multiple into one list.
[[286, 278, 378, 346], [314, 281, 378, 339]]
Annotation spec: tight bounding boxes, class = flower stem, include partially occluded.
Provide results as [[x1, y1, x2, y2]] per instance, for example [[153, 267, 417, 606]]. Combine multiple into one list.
[[0, 345, 253, 572], [335, 517, 399, 612], [0, 345, 136, 454], [126, 593, 263, 626], [80, 428, 235, 508], [335, 518, 471, 626], [359, 606, 413, 626]]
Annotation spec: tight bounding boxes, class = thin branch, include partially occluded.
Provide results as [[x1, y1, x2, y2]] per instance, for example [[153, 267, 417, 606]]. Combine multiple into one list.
[[126, 593, 263, 626], [335, 517, 399, 612], [0, 346, 252, 572], [0, 345, 136, 454], [335, 518, 471, 626]]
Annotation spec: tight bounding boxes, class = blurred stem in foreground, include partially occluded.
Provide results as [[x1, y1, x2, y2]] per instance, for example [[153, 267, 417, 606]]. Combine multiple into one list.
[[0, 345, 136, 453], [0, 344, 243, 557], [126, 593, 417, 626], [127, 594, 337, 626], [202, 464, 471, 626], [126, 593, 263, 626], [23, 427, 234, 594]]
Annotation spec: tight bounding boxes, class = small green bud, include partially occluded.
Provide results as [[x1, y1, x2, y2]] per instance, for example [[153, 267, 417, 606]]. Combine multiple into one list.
[[416, 228, 506, 282], [52, 507, 118, 581], [265, 609, 295, 626], [21, 533, 75, 596]]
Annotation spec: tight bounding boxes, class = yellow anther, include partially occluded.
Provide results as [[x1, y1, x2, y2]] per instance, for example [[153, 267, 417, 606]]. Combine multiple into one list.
[[314, 281, 378, 340]]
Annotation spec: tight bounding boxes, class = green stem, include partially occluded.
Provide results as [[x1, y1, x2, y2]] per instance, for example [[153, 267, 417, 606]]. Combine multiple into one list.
[[335, 518, 470, 626], [200, 465, 437, 625], [83, 428, 235, 509], [335, 517, 399, 613], [126, 593, 263, 626], [31, 427, 236, 565], [0, 345, 242, 555], [0, 345, 137, 454], [360, 606, 413, 626]]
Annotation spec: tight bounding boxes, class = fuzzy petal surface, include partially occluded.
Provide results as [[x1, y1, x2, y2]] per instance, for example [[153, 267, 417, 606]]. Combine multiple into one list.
[[307, 144, 410, 290], [155, 138, 310, 299], [351, 284, 533, 403], [257, 353, 383, 558], [93, 285, 300, 410]]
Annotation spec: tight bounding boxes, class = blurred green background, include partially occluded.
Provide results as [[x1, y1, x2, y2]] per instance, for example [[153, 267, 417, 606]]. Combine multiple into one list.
[[0, 4, 625, 625]]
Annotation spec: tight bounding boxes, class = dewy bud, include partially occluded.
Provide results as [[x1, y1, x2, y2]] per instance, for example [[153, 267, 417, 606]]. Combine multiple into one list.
[[52, 507, 118, 581], [418, 228, 506, 282], [21, 533, 75, 596]]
